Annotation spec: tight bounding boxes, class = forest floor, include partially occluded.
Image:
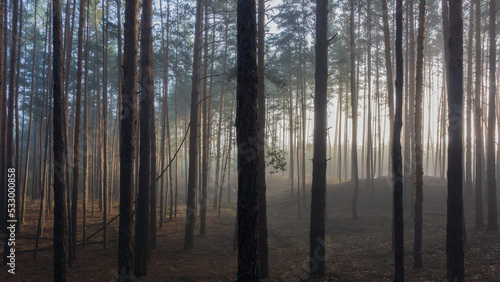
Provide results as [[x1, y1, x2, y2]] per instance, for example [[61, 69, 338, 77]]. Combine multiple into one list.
[[1, 175, 500, 281]]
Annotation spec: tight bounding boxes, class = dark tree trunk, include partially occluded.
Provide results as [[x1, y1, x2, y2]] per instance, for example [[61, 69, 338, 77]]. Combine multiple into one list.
[[446, 0, 465, 280], [236, 0, 259, 279], [135, 0, 153, 275], [119, 0, 139, 280], [309, 0, 327, 277], [53, 0, 68, 279], [474, 0, 483, 228], [393, 0, 405, 279], [413, 0, 426, 269], [184, 0, 203, 250], [257, 0, 268, 277], [486, 0, 497, 231]]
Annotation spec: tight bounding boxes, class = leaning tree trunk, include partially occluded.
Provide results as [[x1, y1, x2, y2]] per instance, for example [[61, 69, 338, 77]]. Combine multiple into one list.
[[236, 0, 259, 279], [413, 0, 426, 269], [446, 0, 465, 280], [310, 0, 328, 277]]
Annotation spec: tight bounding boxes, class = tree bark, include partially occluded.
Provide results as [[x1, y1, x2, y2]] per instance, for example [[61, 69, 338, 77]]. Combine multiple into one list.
[[184, 0, 203, 250], [310, 0, 327, 277], [414, 0, 426, 269], [236, 0, 259, 278], [474, 0, 483, 228], [135, 0, 153, 275], [446, 0, 465, 280], [119, 0, 139, 279], [393, 0, 405, 279], [465, 0, 474, 196], [53, 0, 68, 279], [71, 0, 86, 261]]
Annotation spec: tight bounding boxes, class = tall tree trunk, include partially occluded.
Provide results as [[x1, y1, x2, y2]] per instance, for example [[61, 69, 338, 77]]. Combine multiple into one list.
[[446, 0, 465, 280], [393, 0, 405, 279], [71, 0, 86, 262], [21, 0, 39, 225], [200, 0, 210, 235], [83, 4, 90, 248], [407, 0, 416, 217], [257, 0, 268, 277], [53, 0, 68, 278], [414, 0, 426, 268], [350, 0, 359, 220], [486, 0, 497, 231], [465, 0, 474, 196], [236, 0, 259, 278], [102, 0, 110, 250], [14, 0, 24, 234], [119, 0, 139, 280], [474, 0, 483, 228], [184, 0, 203, 250], [310, 0, 327, 277], [366, 0, 373, 190], [135, 0, 153, 275], [159, 0, 168, 229]]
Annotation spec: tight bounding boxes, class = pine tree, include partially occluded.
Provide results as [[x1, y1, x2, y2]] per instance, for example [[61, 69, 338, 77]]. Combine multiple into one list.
[[53, 0, 68, 279], [413, 0, 426, 269], [119, 0, 139, 279], [446, 0, 465, 280], [393, 0, 405, 279], [236, 0, 259, 279], [135, 0, 153, 275], [310, 0, 327, 277]]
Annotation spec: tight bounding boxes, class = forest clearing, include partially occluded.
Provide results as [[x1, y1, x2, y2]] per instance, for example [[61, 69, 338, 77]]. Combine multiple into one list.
[[1, 176, 499, 281]]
